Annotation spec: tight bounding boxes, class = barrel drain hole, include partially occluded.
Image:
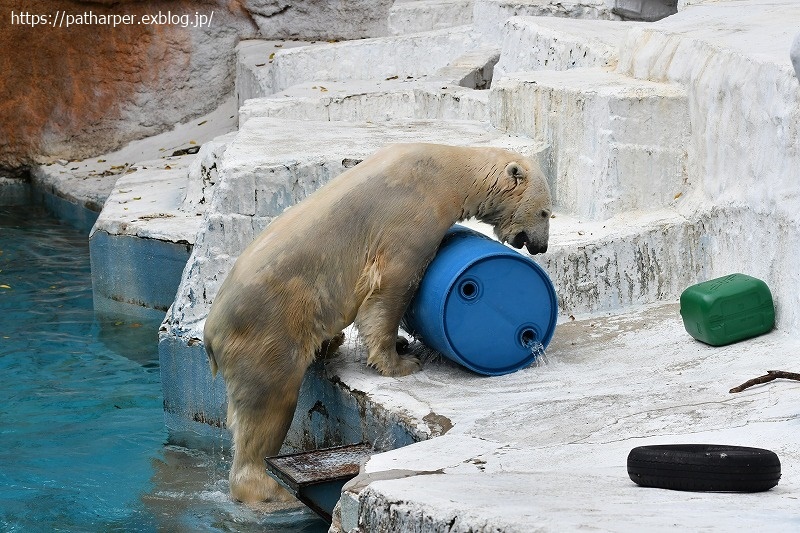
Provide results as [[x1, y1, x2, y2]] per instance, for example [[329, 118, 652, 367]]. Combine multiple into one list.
[[459, 280, 479, 300]]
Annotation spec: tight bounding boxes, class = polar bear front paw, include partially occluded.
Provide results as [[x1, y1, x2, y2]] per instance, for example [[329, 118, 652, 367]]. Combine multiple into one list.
[[368, 352, 421, 377]]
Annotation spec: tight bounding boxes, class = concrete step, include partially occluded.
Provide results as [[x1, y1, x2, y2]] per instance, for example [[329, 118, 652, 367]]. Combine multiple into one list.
[[490, 68, 688, 221], [89, 161, 200, 320], [388, 0, 474, 35], [494, 16, 642, 80], [205, 117, 545, 219], [616, 1, 800, 209], [463, 207, 697, 317], [239, 80, 489, 124], [436, 46, 500, 89], [238, 45, 500, 124], [241, 80, 415, 123], [474, 0, 621, 44], [235, 27, 482, 99], [235, 40, 313, 104]]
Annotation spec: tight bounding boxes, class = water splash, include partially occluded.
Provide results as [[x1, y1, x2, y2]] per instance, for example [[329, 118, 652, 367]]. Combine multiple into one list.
[[526, 339, 549, 367]]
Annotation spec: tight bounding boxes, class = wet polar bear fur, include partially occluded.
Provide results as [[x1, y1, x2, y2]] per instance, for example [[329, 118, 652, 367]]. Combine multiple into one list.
[[203, 143, 552, 504]]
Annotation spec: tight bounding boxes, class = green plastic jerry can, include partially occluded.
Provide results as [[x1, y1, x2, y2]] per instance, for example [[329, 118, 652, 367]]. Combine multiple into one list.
[[680, 274, 775, 346]]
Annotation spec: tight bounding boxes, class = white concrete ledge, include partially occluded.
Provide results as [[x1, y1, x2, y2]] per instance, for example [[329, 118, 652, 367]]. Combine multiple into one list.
[[92, 163, 200, 243], [239, 80, 490, 125], [388, 0, 474, 35], [490, 68, 688, 220], [617, 1, 800, 210], [239, 80, 418, 124], [235, 40, 312, 105], [495, 16, 642, 79], [436, 47, 500, 89], [269, 26, 477, 94], [474, 0, 621, 44]]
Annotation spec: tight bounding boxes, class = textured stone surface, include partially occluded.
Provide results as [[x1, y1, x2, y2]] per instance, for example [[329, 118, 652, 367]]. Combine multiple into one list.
[[436, 47, 500, 89], [238, 80, 490, 125], [494, 16, 641, 79], [474, 0, 621, 43], [238, 80, 418, 123], [388, 0, 474, 35], [330, 300, 800, 532], [235, 39, 312, 105], [1, 0, 254, 169], [490, 68, 688, 220], [617, 1, 800, 238], [268, 26, 477, 93], [243, 0, 394, 40]]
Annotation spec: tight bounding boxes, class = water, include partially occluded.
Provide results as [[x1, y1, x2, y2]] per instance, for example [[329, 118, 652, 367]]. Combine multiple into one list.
[[528, 340, 550, 367], [0, 205, 327, 532]]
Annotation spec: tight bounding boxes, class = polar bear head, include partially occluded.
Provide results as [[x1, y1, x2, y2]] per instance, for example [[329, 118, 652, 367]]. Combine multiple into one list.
[[476, 154, 552, 255]]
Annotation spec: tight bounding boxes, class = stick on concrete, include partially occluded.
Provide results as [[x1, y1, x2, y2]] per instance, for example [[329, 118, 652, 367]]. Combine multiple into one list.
[[729, 370, 800, 393]]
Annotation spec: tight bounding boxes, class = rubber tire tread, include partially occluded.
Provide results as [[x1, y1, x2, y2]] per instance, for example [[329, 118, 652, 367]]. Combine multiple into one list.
[[627, 444, 781, 492]]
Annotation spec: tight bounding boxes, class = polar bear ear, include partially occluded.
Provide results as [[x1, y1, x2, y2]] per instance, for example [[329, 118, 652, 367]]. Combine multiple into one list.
[[505, 162, 527, 184]]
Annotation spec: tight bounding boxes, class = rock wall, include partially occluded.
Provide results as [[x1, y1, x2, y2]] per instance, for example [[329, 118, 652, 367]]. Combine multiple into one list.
[[243, 0, 395, 40], [0, 0, 254, 169], [0, 0, 396, 171]]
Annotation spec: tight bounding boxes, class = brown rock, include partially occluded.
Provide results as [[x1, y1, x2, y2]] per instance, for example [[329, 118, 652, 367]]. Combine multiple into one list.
[[0, 0, 256, 169]]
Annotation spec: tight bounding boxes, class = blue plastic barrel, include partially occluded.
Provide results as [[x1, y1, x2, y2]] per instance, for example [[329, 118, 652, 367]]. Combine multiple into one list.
[[403, 225, 558, 376]]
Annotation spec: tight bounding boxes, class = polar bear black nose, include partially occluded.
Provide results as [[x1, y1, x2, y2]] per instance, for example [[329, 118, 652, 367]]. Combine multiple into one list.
[[526, 242, 547, 255]]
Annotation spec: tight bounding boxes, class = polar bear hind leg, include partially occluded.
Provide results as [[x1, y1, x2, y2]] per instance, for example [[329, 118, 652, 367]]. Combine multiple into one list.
[[224, 351, 309, 504]]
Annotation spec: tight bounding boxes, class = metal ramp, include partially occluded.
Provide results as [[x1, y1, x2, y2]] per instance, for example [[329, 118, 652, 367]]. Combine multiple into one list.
[[265, 443, 373, 523]]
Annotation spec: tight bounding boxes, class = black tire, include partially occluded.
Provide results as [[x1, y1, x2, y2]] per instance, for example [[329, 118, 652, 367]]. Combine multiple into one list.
[[627, 444, 781, 492]]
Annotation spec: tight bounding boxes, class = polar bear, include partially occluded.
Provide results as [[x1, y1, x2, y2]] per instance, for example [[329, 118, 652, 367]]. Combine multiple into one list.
[[203, 143, 552, 504]]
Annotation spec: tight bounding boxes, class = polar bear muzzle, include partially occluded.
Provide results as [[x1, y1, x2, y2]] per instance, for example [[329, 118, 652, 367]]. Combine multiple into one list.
[[511, 230, 548, 255]]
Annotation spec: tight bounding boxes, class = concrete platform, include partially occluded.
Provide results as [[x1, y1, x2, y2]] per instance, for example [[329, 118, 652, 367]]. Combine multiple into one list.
[[89, 161, 200, 319], [235, 32, 497, 123], [331, 303, 800, 530], [239, 80, 418, 123], [617, 0, 800, 211]]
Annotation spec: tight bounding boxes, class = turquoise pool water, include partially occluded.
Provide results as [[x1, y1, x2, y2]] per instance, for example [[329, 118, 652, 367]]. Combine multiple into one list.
[[0, 205, 326, 532]]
